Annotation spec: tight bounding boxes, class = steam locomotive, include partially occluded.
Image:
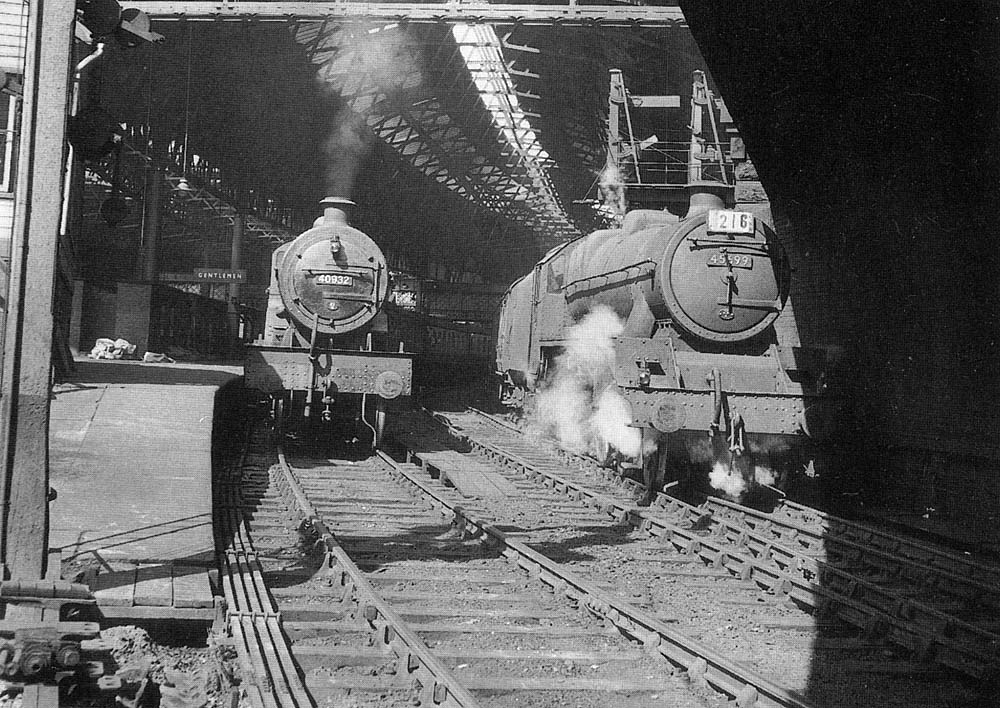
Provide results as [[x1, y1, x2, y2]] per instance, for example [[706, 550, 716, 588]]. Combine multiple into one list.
[[245, 197, 412, 446], [495, 182, 839, 502]]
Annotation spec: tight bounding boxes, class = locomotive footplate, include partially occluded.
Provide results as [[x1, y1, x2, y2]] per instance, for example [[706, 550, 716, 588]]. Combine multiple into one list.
[[245, 345, 413, 397]]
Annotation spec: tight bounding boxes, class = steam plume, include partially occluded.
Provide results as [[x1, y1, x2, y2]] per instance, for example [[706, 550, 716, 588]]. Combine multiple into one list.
[[528, 306, 642, 461]]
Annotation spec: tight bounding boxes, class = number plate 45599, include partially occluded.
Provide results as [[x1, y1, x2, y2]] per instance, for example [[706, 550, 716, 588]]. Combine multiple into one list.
[[707, 253, 753, 269]]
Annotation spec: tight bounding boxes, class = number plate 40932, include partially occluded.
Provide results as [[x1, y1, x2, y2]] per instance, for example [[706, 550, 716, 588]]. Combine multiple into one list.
[[316, 273, 353, 286]]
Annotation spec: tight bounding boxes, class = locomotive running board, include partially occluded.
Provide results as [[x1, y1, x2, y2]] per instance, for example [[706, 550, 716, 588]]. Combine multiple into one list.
[[245, 345, 413, 395]]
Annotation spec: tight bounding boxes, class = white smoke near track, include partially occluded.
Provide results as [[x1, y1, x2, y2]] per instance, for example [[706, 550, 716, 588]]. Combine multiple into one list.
[[592, 387, 642, 459], [709, 462, 746, 499], [686, 430, 782, 499], [527, 306, 642, 461], [754, 465, 776, 487], [532, 374, 591, 453]]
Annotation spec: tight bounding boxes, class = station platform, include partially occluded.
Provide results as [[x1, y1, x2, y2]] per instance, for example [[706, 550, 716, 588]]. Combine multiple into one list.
[[49, 358, 242, 621]]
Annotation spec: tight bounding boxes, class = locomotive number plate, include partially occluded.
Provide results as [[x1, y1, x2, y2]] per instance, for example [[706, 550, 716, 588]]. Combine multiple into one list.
[[316, 273, 353, 286], [708, 209, 755, 234], [707, 253, 753, 269]]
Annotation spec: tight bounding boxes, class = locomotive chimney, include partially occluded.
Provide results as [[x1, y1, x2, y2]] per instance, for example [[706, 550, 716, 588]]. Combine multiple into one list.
[[684, 181, 732, 219], [319, 196, 356, 226]]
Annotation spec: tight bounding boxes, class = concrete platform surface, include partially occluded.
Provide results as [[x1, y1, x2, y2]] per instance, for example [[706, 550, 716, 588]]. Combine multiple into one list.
[[50, 358, 242, 567]]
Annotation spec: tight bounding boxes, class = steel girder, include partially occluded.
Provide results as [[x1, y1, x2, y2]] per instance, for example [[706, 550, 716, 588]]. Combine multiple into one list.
[[296, 20, 579, 244], [84, 140, 297, 245], [129, 1, 686, 28]]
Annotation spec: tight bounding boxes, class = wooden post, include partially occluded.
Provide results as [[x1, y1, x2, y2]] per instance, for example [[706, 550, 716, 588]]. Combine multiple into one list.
[[228, 213, 243, 339], [141, 166, 163, 282], [0, 0, 75, 581]]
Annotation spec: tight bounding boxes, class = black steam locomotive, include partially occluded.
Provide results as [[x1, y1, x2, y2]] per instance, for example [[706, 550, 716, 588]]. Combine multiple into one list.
[[495, 182, 839, 501], [245, 198, 412, 446]]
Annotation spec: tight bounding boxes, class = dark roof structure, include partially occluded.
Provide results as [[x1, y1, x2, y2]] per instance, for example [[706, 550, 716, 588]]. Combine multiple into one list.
[[81, 3, 710, 286]]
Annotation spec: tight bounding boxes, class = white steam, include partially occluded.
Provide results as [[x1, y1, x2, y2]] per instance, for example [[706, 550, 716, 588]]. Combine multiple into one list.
[[528, 306, 642, 461], [528, 304, 784, 501], [710, 462, 746, 499], [754, 465, 776, 487], [562, 305, 623, 386], [708, 458, 778, 500], [593, 387, 642, 459], [533, 375, 591, 453]]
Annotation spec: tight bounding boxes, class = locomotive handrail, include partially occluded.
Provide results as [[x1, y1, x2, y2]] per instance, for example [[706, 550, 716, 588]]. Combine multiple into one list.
[[719, 296, 783, 311], [687, 237, 771, 252], [563, 260, 655, 296], [303, 267, 373, 275], [321, 293, 379, 304]]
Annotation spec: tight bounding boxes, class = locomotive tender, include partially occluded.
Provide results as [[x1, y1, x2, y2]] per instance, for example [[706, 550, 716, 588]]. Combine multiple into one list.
[[496, 182, 836, 498], [245, 197, 412, 444]]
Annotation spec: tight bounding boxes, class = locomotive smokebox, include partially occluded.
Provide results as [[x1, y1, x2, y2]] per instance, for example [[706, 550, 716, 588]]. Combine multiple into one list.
[[272, 196, 391, 337]]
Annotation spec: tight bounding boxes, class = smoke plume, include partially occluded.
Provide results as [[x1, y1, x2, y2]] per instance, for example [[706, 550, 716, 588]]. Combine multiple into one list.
[[314, 22, 422, 197], [322, 112, 372, 198]]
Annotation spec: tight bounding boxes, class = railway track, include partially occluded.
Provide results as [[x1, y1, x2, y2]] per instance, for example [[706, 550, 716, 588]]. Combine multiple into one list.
[[216, 421, 822, 708], [419, 407, 995, 707]]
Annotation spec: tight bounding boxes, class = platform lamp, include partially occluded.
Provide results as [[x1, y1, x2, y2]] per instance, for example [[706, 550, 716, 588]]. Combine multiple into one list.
[[176, 24, 193, 192]]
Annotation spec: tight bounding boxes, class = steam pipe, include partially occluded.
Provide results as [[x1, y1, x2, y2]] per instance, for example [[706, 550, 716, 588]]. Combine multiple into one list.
[[75, 41, 105, 74], [62, 42, 107, 236], [709, 368, 723, 435], [304, 312, 320, 419]]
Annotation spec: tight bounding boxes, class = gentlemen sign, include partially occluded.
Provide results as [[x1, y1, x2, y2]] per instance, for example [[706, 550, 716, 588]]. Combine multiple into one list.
[[160, 269, 246, 283], [194, 269, 246, 282]]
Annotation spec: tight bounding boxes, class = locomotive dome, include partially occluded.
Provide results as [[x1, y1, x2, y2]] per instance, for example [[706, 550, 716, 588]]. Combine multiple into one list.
[[277, 197, 391, 336]]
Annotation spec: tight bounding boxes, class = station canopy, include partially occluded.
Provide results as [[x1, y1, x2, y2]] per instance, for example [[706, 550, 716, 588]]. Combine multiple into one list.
[[82, 3, 710, 286]]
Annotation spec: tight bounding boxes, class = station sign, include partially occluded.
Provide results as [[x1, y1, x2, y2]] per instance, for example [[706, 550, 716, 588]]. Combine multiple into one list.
[[160, 269, 246, 283], [194, 269, 246, 282]]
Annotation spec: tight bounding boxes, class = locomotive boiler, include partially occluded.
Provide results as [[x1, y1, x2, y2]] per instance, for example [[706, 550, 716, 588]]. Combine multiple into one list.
[[496, 183, 838, 501], [245, 197, 412, 445]]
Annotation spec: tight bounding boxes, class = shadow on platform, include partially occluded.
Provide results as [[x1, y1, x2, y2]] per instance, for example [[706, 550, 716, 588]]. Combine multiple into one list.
[[63, 358, 242, 387]]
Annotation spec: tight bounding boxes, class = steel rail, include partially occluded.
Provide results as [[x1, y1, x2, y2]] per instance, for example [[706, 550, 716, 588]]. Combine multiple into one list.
[[437, 420, 999, 679], [461, 409, 1000, 640], [270, 448, 482, 708], [372, 449, 817, 708], [699, 495, 1000, 612], [216, 442, 312, 708], [774, 498, 1000, 586], [131, 1, 687, 27], [482, 410, 1000, 593]]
